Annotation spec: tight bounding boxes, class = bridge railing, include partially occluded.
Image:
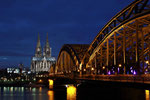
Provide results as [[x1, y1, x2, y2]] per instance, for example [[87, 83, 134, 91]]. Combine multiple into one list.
[[77, 74, 150, 84]]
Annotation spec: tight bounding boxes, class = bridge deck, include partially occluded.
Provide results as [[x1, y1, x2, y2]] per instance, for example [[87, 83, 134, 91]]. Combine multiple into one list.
[[51, 74, 150, 84], [76, 75, 150, 84]]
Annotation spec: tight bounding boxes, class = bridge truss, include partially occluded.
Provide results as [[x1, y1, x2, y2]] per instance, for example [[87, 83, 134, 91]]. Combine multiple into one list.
[[81, 0, 150, 75], [54, 0, 150, 76]]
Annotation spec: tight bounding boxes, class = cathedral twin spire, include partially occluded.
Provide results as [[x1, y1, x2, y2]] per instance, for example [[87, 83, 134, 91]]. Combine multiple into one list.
[[35, 33, 51, 58]]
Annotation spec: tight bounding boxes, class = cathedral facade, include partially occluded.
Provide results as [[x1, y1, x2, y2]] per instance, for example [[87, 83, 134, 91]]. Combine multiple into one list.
[[31, 34, 56, 73]]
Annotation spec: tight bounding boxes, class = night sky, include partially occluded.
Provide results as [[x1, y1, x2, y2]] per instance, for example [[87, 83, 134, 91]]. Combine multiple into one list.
[[0, 0, 134, 68]]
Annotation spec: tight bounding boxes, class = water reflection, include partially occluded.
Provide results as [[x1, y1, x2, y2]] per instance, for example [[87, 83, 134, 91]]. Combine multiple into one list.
[[29, 87, 32, 91], [0, 87, 52, 100], [48, 90, 54, 100], [39, 87, 42, 100], [67, 85, 76, 100], [10, 87, 13, 92], [39, 87, 42, 92], [21, 87, 24, 92], [32, 88, 36, 100], [32, 88, 36, 93], [14, 87, 17, 92], [145, 90, 150, 100], [10, 87, 13, 97], [0, 86, 148, 100]]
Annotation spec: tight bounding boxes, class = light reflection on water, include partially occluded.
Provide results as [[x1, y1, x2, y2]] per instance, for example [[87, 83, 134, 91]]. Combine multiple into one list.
[[0, 87, 50, 100], [48, 90, 54, 100], [145, 90, 150, 100], [0, 86, 149, 100], [39, 87, 42, 92], [66, 85, 76, 100]]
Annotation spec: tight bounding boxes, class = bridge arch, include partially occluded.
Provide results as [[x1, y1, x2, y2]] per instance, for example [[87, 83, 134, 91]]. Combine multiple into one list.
[[55, 44, 89, 74], [81, 0, 150, 75]]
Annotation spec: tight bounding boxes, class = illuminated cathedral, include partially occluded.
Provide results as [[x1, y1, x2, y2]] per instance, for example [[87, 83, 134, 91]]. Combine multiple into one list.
[[31, 33, 56, 73]]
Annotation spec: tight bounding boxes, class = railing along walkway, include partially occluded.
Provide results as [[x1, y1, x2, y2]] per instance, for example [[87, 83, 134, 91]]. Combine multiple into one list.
[[76, 74, 150, 84]]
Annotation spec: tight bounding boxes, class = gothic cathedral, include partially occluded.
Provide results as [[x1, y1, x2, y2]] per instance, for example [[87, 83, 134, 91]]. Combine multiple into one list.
[[31, 33, 56, 73]]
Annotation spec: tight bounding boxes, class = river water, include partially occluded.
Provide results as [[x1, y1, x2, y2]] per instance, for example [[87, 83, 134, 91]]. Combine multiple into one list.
[[0, 85, 149, 100]]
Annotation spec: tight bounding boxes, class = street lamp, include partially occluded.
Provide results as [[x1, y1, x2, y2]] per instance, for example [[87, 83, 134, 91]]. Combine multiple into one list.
[[119, 64, 122, 67], [146, 60, 149, 74], [91, 67, 94, 71], [102, 66, 105, 70], [146, 61, 149, 64], [77, 69, 80, 72]]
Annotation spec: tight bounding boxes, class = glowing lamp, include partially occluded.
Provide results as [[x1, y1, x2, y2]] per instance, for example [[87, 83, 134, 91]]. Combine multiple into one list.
[[133, 70, 136, 75], [108, 71, 111, 75], [119, 64, 122, 67], [103, 66, 105, 70], [39, 79, 43, 83], [146, 61, 149, 64], [49, 79, 54, 89], [91, 68, 94, 71]]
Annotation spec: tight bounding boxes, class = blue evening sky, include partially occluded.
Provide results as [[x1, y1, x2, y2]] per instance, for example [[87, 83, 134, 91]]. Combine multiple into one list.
[[0, 0, 134, 68]]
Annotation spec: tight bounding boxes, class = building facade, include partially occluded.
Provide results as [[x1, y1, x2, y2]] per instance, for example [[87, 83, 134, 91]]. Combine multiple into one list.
[[31, 34, 56, 73]]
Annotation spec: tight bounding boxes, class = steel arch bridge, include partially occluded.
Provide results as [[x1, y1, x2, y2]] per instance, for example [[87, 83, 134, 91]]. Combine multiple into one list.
[[55, 44, 89, 75], [53, 0, 150, 80]]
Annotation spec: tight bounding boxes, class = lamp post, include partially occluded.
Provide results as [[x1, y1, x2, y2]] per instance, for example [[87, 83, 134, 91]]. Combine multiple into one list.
[[91, 67, 94, 71], [102, 66, 105, 75], [119, 64, 122, 67], [146, 61, 149, 73], [118, 64, 122, 74], [146, 61, 149, 64]]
